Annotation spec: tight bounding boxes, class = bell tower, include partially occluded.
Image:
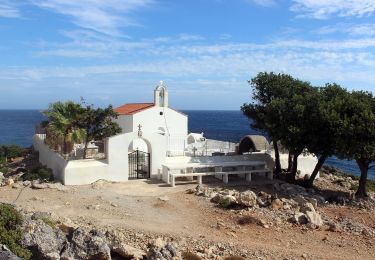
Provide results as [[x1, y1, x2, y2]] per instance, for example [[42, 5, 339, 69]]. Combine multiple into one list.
[[154, 80, 169, 107]]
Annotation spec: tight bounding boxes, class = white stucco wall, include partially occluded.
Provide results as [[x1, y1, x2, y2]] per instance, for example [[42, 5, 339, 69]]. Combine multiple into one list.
[[165, 153, 275, 173], [116, 106, 188, 156], [32, 135, 67, 181], [34, 130, 168, 185], [275, 152, 319, 178], [131, 106, 187, 136]]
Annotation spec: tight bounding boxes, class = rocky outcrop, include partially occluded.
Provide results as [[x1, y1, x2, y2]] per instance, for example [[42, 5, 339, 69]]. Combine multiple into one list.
[[60, 229, 111, 260], [21, 218, 66, 259], [147, 237, 181, 260], [237, 191, 258, 207], [190, 184, 326, 229], [0, 245, 21, 260], [106, 230, 146, 259]]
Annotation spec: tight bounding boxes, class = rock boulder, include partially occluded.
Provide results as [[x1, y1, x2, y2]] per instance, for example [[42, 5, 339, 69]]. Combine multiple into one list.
[[237, 191, 257, 207], [61, 229, 111, 260], [0, 244, 21, 260], [21, 219, 66, 260]]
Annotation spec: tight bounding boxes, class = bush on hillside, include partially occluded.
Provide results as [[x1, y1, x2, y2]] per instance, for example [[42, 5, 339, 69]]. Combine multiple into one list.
[[0, 166, 8, 175], [350, 180, 375, 193], [0, 145, 26, 161], [0, 204, 32, 259], [21, 166, 54, 182]]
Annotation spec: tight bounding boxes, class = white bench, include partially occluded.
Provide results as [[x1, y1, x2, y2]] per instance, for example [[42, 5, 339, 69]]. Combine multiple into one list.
[[168, 168, 272, 187]]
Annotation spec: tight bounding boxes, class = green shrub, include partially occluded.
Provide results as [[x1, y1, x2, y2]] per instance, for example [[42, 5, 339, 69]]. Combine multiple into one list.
[[41, 217, 57, 228], [21, 167, 54, 182], [0, 145, 25, 160], [0, 156, 6, 164], [182, 251, 202, 260], [219, 197, 235, 208], [0, 166, 8, 174], [350, 180, 375, 193], [0, 204, 32, 259]]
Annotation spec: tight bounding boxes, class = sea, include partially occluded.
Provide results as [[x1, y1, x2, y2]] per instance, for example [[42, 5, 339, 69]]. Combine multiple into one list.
[[0, 109, 374, 179]]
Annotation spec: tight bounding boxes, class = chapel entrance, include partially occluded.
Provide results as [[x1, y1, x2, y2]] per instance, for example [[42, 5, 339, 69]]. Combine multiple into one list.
[[128, 150, 150, 179]]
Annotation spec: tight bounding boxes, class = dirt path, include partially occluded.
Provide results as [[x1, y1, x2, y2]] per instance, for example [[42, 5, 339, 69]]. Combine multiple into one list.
[[1, 180, 374, 260]]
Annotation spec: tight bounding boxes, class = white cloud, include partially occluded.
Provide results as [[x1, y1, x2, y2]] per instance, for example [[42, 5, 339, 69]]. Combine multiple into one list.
[[9, 37, 375, 83], [291, 0, 375, 19], [30, 0, 153, 36], [316, 23, 375, 36], [248, 0, 277, 7], [0, 0, 20, 18]]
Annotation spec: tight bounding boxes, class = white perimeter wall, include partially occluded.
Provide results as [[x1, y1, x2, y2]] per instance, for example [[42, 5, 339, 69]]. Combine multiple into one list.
[[165, 153, 275, 172], [34, 131, 167, 185], [32, 135, 67, 181]]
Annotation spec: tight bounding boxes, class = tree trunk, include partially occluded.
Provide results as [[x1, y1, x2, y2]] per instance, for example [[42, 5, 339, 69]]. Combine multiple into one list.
[[63, 132, 68, 155], [287, 153, 293, 172], [355, 159, 369, 198], [307, 154, 328, 188], [273, 139, 281, 176], [83, 134, 89, 159], [287, 153, 300, 183]]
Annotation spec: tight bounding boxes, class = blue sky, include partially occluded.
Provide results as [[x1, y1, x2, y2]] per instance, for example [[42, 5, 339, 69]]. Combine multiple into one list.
[[1, 0, 375, 110]]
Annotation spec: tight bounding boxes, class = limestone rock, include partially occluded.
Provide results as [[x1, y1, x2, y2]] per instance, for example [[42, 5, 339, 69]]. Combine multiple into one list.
[[4, 178, 14, 186], [290, 213, 308, 225], [60, 229, 111, 260], [305, 211, 323, 228], [106, 230, 146, 260], [21, 219, 67, 260], [11, 182, 22, 189], [0, 244, 21, 260], [22, 180, 31, 187], [113, 244, 146, 259], [31, 181, 48, 189], [305, 197, 318, 209], [147, 237, 180, 260], [270, 198, 283, 210], [237, 191, 257, 207], [300, 202, 316, 214], [293, 195, 307, 205], [91, 179, 111, 189], [47, 183, 69, 191], [158, 196, 170, 202]]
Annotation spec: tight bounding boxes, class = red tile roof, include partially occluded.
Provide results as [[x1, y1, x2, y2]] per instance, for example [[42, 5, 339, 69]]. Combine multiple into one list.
[[114, 103, 154, 115]]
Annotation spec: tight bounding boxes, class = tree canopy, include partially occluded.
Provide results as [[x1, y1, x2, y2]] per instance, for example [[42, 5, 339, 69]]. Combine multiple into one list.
[[242, 72, 375, 197], [42, 100, 121, 159]]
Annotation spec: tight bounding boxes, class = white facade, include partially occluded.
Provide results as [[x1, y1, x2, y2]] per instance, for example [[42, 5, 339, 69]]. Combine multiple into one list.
[[34, 81, 318, 186], [33, 82, 186, 185], [114, 81, 188, 156], [33, 130, 167, 185]]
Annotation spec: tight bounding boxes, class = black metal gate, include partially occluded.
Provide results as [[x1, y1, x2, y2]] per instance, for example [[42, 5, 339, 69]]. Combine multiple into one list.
[[128, 150, 150, 179]]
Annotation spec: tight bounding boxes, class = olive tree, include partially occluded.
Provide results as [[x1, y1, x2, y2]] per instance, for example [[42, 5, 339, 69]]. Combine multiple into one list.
[[77, 104, 121, 159], [335, 91, 375, 197], [305, 84, 349, 187], [265, 79, 315, 181], [241, 72, 298, 175]]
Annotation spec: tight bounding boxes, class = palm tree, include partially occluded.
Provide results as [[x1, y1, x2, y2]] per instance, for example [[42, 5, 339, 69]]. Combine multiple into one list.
[[44, 101, 84, 155]]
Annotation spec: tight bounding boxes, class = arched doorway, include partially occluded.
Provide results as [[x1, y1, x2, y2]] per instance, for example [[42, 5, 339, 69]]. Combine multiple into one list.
[[128, 138, 151, 179]]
